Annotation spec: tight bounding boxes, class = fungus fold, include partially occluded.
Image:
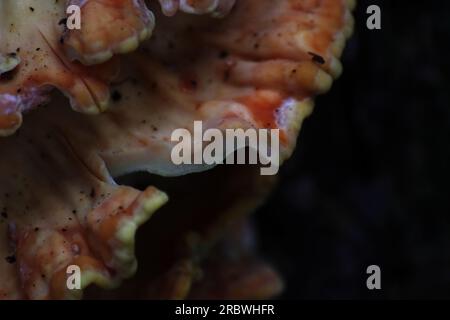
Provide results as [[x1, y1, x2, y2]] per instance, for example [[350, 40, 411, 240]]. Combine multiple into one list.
[[0, 0, 355, 299]]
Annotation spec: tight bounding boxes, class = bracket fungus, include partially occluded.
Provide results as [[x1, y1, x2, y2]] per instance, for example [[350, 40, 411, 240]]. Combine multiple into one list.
[[0, 0, 355, 299], [0, 0, 237, 136]]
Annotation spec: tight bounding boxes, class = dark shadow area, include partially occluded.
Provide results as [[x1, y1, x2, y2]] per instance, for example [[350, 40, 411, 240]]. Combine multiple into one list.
[[256, 0, 450, 299]]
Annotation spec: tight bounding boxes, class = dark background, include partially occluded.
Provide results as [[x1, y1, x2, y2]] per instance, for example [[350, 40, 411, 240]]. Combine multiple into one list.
[[256, 0, 450, 299]]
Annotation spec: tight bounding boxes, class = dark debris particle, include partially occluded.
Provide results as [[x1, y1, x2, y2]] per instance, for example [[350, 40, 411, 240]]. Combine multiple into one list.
[[0, 70, 15, 81], [308, 52, 326, 65], [111, 90, 122, 102], [5, 255, 16, 264], [219, 50, 229, 59]]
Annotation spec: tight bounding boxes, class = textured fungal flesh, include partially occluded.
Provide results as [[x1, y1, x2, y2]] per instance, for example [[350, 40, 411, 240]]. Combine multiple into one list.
[[158, 0, 237, 16], [0, 0, 234, 136], [0, 0, 354, 299], [85, 166, 282, 299], [0, 0, 124, 136], [63, 0, 155, 65], [0, 124, 168, 299]]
